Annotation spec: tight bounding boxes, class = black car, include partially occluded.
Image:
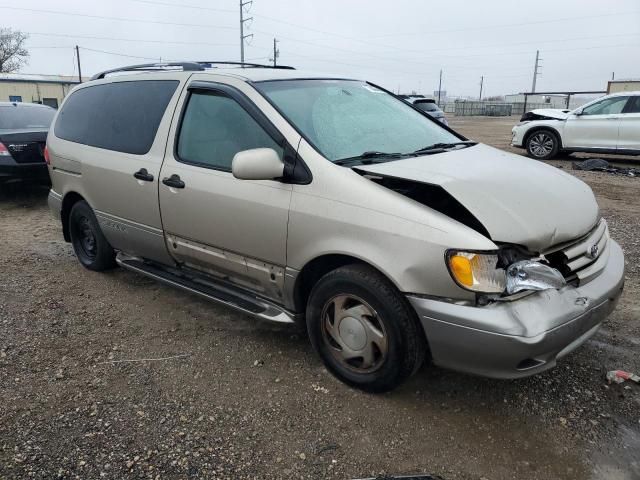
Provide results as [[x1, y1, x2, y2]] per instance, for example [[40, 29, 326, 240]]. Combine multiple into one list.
[[0, 102, 56, 184]]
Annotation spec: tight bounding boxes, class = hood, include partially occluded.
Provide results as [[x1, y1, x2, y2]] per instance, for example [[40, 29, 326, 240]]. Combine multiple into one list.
[[526, 108, 570, 120], [356, 144, 599, 252]]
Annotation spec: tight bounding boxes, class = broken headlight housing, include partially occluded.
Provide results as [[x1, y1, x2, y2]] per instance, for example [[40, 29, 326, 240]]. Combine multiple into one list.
[[446, 250, 505, 293], [446, 248, 567, 295]]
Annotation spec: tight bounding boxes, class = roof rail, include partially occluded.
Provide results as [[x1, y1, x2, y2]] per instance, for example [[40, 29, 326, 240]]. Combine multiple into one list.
[[197, 61, 295, 70], [90, 61, 295, 80], [91, 62, 205, 80]]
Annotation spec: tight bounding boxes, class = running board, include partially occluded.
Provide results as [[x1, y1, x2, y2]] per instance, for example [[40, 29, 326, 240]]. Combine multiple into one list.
[[116, 254, 297, 324]]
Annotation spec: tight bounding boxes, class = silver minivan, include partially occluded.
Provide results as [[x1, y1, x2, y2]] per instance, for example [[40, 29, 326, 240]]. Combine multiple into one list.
[[47, 62, 624, 392]]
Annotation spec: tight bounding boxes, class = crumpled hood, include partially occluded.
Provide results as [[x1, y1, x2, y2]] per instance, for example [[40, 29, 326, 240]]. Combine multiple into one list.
[[357, 144, 599, 252], [528, 108, 570, 120]]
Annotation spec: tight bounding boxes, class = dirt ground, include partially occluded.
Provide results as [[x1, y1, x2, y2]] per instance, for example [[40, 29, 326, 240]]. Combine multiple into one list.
[[1, 115, 639, 480]]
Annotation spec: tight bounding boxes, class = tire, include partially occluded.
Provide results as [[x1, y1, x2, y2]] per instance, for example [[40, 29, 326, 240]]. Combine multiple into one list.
[[68, 200, 116, 271], [306, 264, 426, 392], [526, 130, 560, 160]]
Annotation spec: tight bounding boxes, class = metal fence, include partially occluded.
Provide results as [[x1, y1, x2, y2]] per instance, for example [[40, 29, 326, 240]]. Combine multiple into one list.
[[441, 101, 550, 116]]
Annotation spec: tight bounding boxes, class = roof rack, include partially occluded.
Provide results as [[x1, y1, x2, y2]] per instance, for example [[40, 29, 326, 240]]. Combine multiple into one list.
[[91, 61, 295, 80]]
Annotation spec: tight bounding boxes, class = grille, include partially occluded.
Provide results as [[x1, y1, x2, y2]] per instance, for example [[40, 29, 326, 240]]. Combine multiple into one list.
[[544, 219, 609, 285]]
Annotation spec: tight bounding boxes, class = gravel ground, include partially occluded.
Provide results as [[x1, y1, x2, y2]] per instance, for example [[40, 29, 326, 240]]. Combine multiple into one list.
[[1, 115, 639, 480]]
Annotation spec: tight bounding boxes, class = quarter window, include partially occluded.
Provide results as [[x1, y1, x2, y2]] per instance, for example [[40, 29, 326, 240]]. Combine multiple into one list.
[[176, 90, 282, 171], [54, 80, 178, 155], [623, 96, 640, 114], [582, 96, 629, 116]]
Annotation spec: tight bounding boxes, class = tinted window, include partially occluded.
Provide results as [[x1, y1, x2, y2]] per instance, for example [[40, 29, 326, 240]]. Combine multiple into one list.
[[623, 96, 640, 113], [55, 80, 178, 154], [582, 96, 628, 116], [177, 91, 282, 171], [0, 105, 55, 129], [257, 80, 459, 162], [414, 101, 439, 112]]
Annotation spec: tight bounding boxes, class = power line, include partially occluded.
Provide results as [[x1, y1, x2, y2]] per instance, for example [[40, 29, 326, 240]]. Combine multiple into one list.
[[80, 47, 162, 61], [367, 10, 640, 39], [0, 5, 236, 30], [25, 31, 245, 48]]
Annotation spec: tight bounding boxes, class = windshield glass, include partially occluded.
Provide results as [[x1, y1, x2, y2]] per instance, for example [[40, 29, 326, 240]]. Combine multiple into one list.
[[0, 105, 55, 129], [256, 80, 459, 162], [414, 102, 440, 112]]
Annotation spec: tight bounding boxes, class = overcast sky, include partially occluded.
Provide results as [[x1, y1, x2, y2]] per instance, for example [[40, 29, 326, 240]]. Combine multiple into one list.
[[6, 0, 640, 97]]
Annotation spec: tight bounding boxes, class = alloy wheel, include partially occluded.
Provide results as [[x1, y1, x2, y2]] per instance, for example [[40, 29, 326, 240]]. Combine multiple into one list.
[[529, 132, 554, 158]]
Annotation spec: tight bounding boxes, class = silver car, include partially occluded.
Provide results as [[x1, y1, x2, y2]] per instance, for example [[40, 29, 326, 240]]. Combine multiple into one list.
[[46, 62, 624, 392]]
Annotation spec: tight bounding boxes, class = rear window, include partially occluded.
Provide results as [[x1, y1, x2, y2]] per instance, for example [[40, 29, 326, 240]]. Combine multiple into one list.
[[54, 80, 179, 154], [414, 101, 439, 112], [0, 105, 55, 129]]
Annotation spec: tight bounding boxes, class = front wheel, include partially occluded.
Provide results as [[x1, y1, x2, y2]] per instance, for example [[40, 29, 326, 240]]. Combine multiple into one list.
[[306, 264, 426, 392], [69, 200, 116, 271], [526, 130, 560, 160]]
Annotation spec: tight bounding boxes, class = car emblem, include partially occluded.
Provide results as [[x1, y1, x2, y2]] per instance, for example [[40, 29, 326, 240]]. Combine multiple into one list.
[[587, 244, 599, 259]]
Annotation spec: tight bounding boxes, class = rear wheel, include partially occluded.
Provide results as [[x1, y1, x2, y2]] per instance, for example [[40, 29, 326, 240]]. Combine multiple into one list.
[[306, 264, 426, 392], [526, 130, 560, 160], [69, 201, 116, 271]]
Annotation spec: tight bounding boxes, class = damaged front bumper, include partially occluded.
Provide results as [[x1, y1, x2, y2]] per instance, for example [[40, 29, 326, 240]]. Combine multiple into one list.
[[511, 125, 525, 147], [407, 240, 625, 379]]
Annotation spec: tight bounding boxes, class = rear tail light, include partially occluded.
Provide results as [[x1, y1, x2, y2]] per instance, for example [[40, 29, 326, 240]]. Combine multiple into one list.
[[44, 145, 51, 165], [0, 142, 12, 157]]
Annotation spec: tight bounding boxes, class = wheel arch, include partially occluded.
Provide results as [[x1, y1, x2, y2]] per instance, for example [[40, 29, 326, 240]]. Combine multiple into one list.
[[60, 191, 87, 242], [291, 253, 402, 314], [523, 126, 563, 150]]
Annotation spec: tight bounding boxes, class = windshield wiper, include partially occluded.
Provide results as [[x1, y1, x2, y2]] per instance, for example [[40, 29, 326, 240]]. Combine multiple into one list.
[[334, 151, 403, 166], [412, 141, 477, 155]]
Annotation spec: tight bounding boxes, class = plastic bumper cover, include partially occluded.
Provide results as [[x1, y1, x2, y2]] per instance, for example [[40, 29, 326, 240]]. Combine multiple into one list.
[[0, 157, 48, 180], [408, 240, 625, 379], [48, 190, 62, 221]]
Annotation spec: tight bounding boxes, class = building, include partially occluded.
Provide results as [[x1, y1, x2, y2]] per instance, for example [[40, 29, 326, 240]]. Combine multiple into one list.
[[0, 73, 87, 109], [607, 79, 640, 94], [504, 93, 569, 108]]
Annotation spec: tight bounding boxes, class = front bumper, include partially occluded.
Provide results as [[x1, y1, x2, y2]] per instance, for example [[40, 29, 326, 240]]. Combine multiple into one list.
[[511, 125, 525, 148], [408, 240, 625, 379], [0, 157, 49, 181]]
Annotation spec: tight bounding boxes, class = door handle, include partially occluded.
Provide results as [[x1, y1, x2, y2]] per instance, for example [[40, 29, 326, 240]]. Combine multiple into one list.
[[133, 168, 154, 182], [162, 174, 185, 189]]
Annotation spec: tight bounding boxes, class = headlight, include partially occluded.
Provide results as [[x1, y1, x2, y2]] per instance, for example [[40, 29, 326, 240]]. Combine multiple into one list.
[[446, 250, 506, 293]]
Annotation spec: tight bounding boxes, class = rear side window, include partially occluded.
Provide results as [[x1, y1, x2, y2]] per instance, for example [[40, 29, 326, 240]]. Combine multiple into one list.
[[176, 91, 282, 171], [623, 96, 640, 114], [54, 80, 179, 154]]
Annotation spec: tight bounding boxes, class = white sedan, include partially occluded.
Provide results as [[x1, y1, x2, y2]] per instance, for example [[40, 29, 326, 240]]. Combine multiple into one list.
[[511, 91, 640, 160]]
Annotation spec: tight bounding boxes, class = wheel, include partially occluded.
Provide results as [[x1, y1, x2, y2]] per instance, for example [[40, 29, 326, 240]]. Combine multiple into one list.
[[526, 130, 560, 160], [306, 264, 426, 392], [69, 200, 116, 271]]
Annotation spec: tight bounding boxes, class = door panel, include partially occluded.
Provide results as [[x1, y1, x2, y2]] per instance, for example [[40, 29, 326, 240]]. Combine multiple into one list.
[[159, 83, 295, 302], [617, 97, 640, 151], [562, 96, 628, 149]]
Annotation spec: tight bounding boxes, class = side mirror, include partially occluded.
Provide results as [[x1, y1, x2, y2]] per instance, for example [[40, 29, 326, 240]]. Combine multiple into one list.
[[232, 148, 284, 181], [573, 108, 584, 116]]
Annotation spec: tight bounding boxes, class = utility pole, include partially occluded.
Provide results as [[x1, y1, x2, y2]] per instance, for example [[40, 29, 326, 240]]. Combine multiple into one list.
[[271, 38, 279, 67], [75, 45, 82, 83], [612, 72, 615, 80], [479, 75, 484, 101], [531, 50, 541, 93], [239, 0, 253, 65], [437, 69, 443, 106]]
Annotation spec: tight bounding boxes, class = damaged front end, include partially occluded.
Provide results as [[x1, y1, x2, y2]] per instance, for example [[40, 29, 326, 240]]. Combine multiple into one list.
[[519, 108, 571, 123], [357, 170, 575, 301], [446, 247, 567, 299]]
